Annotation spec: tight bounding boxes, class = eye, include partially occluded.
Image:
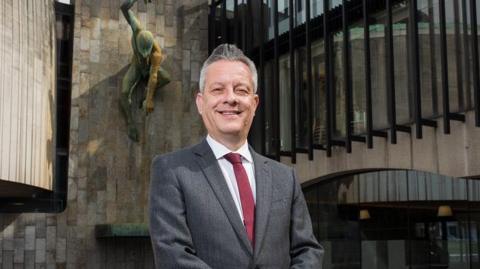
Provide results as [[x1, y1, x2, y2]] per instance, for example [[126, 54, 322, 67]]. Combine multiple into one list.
[[210, 87, 223, 94], [235, 87, 250, 96]]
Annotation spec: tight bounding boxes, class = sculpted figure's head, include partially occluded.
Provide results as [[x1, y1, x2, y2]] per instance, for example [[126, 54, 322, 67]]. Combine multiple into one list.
[[136, 30, 154, 58], [196, 44, 259, 148]]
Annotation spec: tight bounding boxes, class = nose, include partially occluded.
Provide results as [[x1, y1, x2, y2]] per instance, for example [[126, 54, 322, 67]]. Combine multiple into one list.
[[224, 87, 237, 104]]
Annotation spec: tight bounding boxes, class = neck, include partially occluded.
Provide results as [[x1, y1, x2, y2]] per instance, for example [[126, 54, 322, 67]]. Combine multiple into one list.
[[209, 134, 247, 152]]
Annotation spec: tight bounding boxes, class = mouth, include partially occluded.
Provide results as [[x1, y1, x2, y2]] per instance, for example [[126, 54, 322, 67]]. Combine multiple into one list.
[[218, 110, 241, 116]]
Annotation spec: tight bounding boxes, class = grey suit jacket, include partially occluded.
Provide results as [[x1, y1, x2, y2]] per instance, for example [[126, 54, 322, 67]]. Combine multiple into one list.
[[149, 139, 323, 269]]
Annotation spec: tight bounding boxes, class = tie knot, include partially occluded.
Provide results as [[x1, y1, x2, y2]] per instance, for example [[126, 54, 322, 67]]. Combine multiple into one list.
[[224, 153, 242, 164]]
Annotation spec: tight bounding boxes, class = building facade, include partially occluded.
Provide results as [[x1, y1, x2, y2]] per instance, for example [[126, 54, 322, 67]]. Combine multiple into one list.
[[210, 0, 480, 268]]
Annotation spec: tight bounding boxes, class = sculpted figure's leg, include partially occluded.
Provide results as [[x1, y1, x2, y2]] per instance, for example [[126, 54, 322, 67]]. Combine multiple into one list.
[[143, 66, 171, 113], [156, 66, 171, 89], [121, 64, 141, 141]]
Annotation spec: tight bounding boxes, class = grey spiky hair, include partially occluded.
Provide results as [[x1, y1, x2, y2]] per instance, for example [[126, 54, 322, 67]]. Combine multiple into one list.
[[199, 44, 258, 93]]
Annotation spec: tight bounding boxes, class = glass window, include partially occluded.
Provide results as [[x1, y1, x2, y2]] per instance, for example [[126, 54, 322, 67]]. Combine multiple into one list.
[[266, 0, 300, 40], [264, 61, 276, 156], [460, 0, 474, 110], [276, 0, 289, 37], [295, 0, 306, 26], [313, 175, 361, 269], [279, 55, 291, 151], [329, 0, 342, 10], [445, 0, 462, 113], [312, 41, 327, 145], [457, 0, 474, 112], [350, 23, 367, 135], [225, 0, 234, 18], [304, 170, 480, 269], [418, 0, 440, 118], [469, 180, 480, 268], [369, 15, 389, 130], [267, 0, 274, 40], [296, 48, 309, 149], [251, 0, 269, 49], [475, 1, 480, 110], [311, 0, 323, 19], [392, 1, 412, 125], [332, 31, 346, 139], [249, 0, 479, 154]]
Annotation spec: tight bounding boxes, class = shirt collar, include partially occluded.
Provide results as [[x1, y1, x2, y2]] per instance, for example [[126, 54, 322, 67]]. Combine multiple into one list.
[[206, 135, 253, 163]]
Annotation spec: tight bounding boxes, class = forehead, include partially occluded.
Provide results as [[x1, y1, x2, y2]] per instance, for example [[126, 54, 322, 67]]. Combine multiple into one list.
[[204, 60, 253, 85]]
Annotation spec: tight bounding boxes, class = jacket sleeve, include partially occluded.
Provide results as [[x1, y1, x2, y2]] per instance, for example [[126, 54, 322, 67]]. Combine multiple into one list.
[[149, 155, 213, 269], [289, 169, 324, 269]]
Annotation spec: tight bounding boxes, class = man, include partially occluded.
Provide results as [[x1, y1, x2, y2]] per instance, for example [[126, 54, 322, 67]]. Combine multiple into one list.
[[149, 44, 323, 268], [120, 0, 171, 141]]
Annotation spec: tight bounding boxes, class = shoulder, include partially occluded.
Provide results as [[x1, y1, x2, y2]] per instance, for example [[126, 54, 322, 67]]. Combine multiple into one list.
[[150, 144, 199, 188], [268, 157, 293, 173], [151, 144, 197, 170], [252, 151, 296, 183], [252, 151, 293, 172], [150, 50, 163, 67], [131, 22, 144, 37]]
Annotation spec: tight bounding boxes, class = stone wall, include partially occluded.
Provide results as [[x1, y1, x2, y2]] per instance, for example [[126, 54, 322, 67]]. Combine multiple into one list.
[[0, 0, 208, 267]]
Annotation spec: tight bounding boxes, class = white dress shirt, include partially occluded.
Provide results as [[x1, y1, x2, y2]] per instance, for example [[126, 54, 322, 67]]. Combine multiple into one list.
[[206, 135, 256, 221]]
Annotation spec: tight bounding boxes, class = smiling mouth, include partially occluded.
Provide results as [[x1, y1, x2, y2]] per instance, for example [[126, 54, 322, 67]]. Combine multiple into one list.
[[219, 111, 241, 115]]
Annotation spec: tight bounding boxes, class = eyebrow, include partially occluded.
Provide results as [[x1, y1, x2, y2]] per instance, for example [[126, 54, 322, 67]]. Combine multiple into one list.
[[233, 82, 250, 88], [208, 81, 252, 90], [208, 82, 225, 88]]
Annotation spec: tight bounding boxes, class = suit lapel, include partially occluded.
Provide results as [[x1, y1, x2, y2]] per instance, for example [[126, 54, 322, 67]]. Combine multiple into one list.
[[192, 140, 253, 255], [251, 149, 273, 258]]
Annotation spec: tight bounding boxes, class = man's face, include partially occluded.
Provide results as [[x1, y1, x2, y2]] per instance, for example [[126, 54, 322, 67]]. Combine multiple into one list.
[[196, 60, 259, 143]]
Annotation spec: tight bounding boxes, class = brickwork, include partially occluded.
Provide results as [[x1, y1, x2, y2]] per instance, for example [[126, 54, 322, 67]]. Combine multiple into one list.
[[1, 0, 208, 267]]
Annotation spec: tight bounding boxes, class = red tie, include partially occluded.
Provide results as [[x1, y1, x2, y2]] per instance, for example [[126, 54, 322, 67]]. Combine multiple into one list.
[[224, 153, 255, 246]]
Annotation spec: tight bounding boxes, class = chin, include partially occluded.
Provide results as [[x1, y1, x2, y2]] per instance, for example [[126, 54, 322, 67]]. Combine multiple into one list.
[[219, 129, 243, 137]]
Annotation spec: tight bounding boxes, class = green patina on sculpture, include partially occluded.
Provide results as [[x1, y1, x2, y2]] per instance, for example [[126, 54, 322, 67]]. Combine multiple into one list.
[[121, 0, 171, 141]]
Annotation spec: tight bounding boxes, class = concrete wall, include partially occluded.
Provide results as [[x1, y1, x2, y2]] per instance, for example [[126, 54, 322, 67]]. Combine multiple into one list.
[[0, 0, 56, 191], [287, 110, 480, 184], [0, 0, 208, 267]]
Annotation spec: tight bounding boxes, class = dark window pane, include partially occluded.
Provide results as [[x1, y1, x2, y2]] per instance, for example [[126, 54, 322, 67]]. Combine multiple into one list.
[[279, 55, 291, 151], [312, 41, 327, 145], [264, 61, 276, 156], [350, 24, 367, 135], [333, 31, 346, 139], [446, 0, 462, 112], [304, 170, 477, 268], [369, 16, 388, 130], [311, 0, 323, 18], [393, 1, 412, 125], [418, 0, 440, 118], [296, 48, 309, 149]]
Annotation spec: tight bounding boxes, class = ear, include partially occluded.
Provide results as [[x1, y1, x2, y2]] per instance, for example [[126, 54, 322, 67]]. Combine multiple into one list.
[[195, 92, 203, 115], [253, 94, 259, 115]]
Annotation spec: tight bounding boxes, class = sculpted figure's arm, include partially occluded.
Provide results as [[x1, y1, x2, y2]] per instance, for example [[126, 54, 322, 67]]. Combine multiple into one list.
[[149, 156, 213, 269], [289, 169, 324, 268], [145, 44, 163, 113], [121, 0, 150, 32]]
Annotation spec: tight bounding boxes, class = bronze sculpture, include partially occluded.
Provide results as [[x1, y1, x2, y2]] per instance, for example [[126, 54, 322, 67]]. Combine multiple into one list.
[[120, 0, 171, 141]]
